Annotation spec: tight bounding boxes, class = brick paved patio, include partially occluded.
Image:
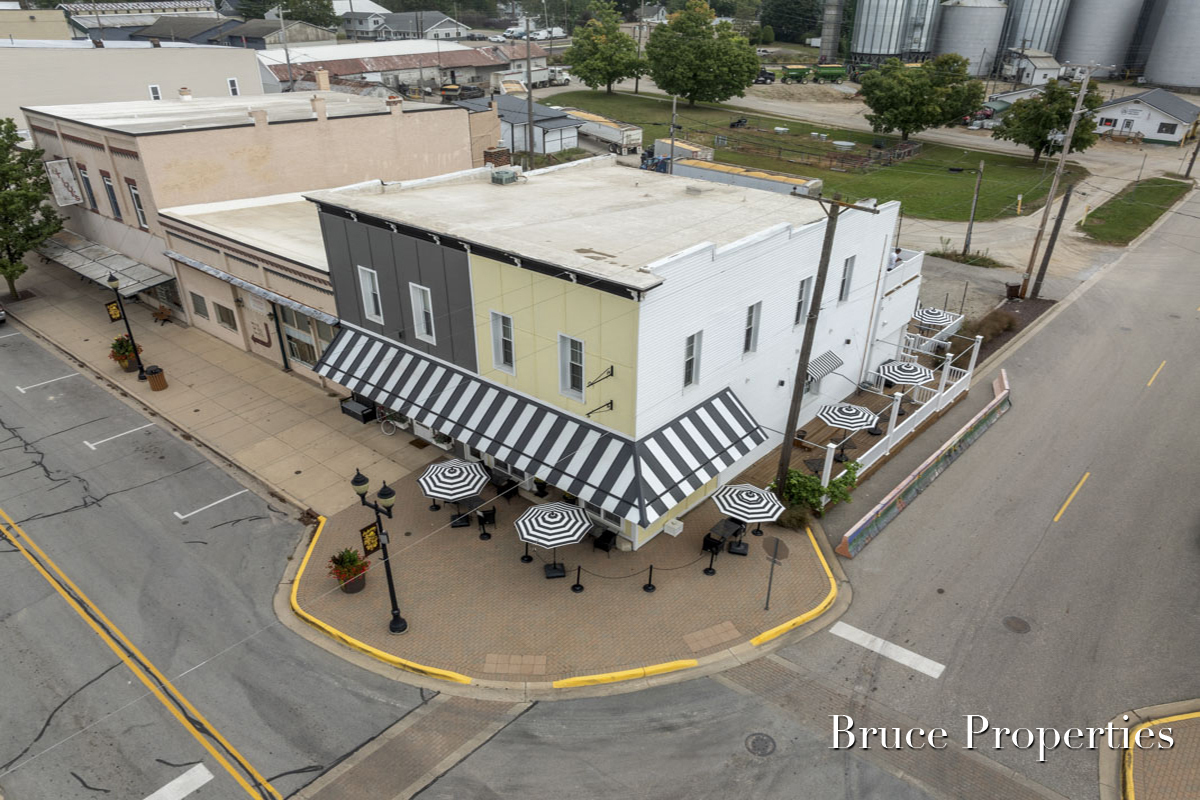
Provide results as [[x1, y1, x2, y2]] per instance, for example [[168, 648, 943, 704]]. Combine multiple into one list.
[[1128, 714, 1200, 800]]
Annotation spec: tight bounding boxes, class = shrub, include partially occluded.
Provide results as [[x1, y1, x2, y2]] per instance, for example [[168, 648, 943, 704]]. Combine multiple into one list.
[[963, 309, 1019, 343], [770, 461, 861, 516], [777, 505, 809, 530]]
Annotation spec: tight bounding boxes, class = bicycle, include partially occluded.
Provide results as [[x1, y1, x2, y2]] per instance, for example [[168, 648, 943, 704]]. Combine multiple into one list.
[[377, 408, 408, 436]]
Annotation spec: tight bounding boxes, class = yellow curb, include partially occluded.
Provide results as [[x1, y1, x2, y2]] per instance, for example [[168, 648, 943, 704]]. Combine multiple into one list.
[[750, 525, 838, 647], [1123, 710, 1200, 800], [290, 516, 472, 685], [552, 659, 699, 689]]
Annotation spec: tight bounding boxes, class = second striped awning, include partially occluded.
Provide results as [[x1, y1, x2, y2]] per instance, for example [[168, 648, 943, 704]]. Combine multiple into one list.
[[807, 350, 844, 382]]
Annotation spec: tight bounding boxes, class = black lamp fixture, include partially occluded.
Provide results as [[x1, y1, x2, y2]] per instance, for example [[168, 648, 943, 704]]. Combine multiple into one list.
[[351, 468, 406, 634], [106, 273, 146, 381]]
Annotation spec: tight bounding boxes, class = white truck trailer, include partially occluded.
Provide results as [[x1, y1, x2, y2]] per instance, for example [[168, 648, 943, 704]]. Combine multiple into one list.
[[561, 108, 642, 154], [490, 66, 569, 93]]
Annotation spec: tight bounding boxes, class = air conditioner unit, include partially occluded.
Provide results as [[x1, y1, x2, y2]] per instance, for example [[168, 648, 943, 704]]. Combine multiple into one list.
[[663, 519, 684, 537], [492, 167, 519, 185]]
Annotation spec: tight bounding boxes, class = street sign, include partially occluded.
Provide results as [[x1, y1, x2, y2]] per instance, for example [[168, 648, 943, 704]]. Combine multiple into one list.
[[360, 522, 380, 556], [105, 301, 122, 322]]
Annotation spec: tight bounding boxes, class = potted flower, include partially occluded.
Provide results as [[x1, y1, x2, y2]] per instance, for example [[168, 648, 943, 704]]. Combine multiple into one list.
[[561, 491, 578, 505], [327, 547, 369, 593], [432, 431, 453, 450], [533, 477, 549, 498], [108, 334, 142, 372]]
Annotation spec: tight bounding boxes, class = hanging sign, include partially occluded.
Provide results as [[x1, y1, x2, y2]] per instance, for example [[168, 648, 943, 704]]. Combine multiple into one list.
[[360, 522, 381, 556], [45, 159, 83, 207], [105, 300, 123, 322]]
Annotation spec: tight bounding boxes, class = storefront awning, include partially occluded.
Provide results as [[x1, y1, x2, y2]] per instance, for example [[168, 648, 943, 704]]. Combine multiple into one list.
[[37, 230, 173, 298], [165, 250, 338, 327], [316, 325, 767, 528], [807, 350, 844, 382]]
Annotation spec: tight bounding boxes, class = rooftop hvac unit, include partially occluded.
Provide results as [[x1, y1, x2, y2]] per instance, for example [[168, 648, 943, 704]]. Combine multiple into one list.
[[492, 168, 519, 185]]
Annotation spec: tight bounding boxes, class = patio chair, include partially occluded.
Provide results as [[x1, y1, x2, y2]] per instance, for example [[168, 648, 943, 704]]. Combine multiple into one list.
[[152, 305, 173, 326], [477, 507, 497, 540], [490, 475, 519, 503], [592, 528, 616, 553]]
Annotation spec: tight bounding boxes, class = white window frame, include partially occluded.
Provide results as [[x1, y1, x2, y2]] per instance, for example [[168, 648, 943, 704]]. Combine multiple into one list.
[[490, 311, 515, 374], [148, 84, 162, 100], [683, 331, 702, 387], [279, 306, 318, 366], [795, 277, 814, 326], [227, 77, 240, 96], [558, 334, 585, 401], [838, 255, 855, 302], [77, 165, 98, 210], [743, 302, 761, 354], [214, 302, 238, 331], [409, 283, 436, 344], [357, 265, 384, 323], [190, 292, 209, 319], [101, 174, 121, 220], [127, 182, 148, 229]]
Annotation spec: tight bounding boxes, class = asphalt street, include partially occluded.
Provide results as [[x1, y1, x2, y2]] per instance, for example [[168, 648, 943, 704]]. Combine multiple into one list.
[[0, 331, 433, 799]]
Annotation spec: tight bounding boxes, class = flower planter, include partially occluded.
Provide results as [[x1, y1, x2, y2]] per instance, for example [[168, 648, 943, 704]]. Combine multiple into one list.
[[118, 357, 138, 373], [339, 574, 366, 594]]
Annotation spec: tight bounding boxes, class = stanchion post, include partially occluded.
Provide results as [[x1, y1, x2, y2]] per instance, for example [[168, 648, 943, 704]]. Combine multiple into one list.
[[643, 564, 656, 593], [703, 550, 716, 576], [571, 565, 584, 593]]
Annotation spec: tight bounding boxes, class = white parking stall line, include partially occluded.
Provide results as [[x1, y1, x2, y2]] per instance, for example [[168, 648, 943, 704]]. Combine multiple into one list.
[[16, 373, 79, 393], [0, 332, 21, 339], [143, 764, 214, 800], [829, 621, 946, 679], [84, 423, 156, 450], [173, 489, 249, 520]]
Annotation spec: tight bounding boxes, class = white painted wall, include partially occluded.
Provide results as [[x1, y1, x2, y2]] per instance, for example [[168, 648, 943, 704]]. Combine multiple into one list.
[[634, 201, 905, 442], [1095, 100, 1194, 143]]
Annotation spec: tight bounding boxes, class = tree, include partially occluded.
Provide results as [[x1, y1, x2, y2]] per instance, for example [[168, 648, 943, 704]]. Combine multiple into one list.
[[564, 1, 644, 93], [991, 79, 1103, 164], [758, 23, 773, 43], [0, 119, 62, 301], [759, 0, 819, 43], [646, 0, 759, 106], [859, 56, 984, 141], [280, 0, 338, 28]]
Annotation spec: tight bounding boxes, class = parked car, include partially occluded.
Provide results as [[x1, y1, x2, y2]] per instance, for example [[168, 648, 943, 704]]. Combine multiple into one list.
[[530, 29, 549, 40], [465, 32, 486, 40], [756, 47, 771, 56], [0, 300, 5, 324], [503, 26, 523, 37], [488, 33, 506, 42]]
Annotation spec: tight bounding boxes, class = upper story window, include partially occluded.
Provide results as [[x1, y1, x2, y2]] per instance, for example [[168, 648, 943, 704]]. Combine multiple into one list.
[[558, 334, 584, 401], [490, 311, 515, 374], [227, 78, 240, 96], [356, 265, 383, 323], [743, 302, 761, 354], [148, 84, 161, 100], [126, 180, 148, 229], [77, 165, 98, 210], [838, 255, 855, 302], [410, 283, 435, 344], [683, 331, 702, 387], [100, 173, 121, 220], [795, 277, 813, 326]]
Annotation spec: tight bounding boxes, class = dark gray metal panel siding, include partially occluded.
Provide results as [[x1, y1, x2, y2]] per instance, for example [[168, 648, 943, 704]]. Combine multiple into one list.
[[318, 207, 478, 372]]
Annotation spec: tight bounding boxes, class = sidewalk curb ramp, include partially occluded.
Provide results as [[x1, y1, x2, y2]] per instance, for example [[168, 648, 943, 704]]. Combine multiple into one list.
[[1099, 700, 1200, 800]]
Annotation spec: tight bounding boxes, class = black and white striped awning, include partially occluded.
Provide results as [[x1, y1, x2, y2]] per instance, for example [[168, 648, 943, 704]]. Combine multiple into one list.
[[807, 350, 844, 382], [316, 325, 767, 528]]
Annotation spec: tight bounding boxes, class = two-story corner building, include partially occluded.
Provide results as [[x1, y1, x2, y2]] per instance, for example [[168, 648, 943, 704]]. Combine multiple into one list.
[[306, 158, 922, 549], [376, 11, 466, 40], [22, 90, 500, 329]]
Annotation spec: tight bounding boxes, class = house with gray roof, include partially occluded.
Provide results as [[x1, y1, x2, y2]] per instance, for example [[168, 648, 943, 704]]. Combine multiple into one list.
[[377, 10, 466, 40], [1095, 88, 1200, 145], [454, 93, 583, 154], [217, 17, 336, 49], [129, 14, 242, 43]]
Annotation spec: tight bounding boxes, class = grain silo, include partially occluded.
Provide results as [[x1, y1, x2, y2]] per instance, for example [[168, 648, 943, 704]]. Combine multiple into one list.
[[934, 0, 1007, 77], [1056, 0, 1146, 76], [1144, 0, 1200, 89], [1001, 0, 1072, 54], [903, 0, 942, 58], [851, 0, 910, 62]]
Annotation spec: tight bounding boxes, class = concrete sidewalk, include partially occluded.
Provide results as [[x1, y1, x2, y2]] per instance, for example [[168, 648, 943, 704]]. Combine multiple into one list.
[[5, 259, 442, 517], [1113, 703, 1200, 800]]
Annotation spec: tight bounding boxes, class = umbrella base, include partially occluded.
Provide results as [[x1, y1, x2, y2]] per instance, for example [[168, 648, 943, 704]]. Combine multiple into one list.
[[544, 563, 566, 579], [520, 554, 534, 563], [834, 453, 848, 463], [751, 526, 764, 536]]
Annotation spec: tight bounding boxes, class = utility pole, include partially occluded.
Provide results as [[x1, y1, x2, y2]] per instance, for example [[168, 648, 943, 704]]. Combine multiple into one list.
[[1134, 152, 1146, 196], [963, 160, 984, 255], [634, 0, 645, 94], [1187, 134, 1200, 179], [773, 195, 881, 499], [1020, 63, 1101, 297], [525, 16, 534, 169], [668, 94, 677, 174], [1030, 183, 1073, 300], [279, 8, 294, 92]]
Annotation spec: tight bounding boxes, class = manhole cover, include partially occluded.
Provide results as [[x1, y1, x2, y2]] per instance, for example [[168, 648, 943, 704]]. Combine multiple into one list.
[[745, 733, 776, 757], [1003, 616, 1031, 634]]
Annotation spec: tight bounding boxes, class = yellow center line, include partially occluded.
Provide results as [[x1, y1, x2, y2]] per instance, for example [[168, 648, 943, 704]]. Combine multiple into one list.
[[1146, 360, 1166, 387], [0, 508, 279, 800], [1054, 472, 1090, 523]]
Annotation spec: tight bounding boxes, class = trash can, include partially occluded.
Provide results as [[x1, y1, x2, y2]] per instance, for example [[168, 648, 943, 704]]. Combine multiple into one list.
[[145, 365, 168, 392], [1006, 283, 1022, 300]]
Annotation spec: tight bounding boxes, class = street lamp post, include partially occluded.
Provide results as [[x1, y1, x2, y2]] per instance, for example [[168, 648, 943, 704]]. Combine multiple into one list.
[[351, 469, 407, 634], [106, 273, 146, 381]]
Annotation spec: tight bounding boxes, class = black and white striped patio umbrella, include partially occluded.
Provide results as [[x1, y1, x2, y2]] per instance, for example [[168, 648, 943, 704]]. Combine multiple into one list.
[[712, 484, 785, 523], [418, 459, 489, 502], [817, 403, 878, 432], [515, 502, 592, 549], [877, 361, 936, 386], [913, 307, 954, 326]]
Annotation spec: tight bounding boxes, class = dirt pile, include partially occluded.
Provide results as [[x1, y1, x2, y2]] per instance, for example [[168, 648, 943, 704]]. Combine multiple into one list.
[[746, 82, 859, 103]]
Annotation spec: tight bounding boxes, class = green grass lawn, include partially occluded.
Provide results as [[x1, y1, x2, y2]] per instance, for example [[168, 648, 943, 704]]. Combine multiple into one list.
[[551, 89, 1088, 222], [1076, 177, 1192, 245]]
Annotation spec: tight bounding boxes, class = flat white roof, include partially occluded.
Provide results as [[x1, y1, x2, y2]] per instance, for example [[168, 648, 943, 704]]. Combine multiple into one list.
[[257, 38, 471, 66], [306, 158, 827, 289], [161, 192, 328, 272], [0, 38, 227, 48], [23, 91, 425, 134]]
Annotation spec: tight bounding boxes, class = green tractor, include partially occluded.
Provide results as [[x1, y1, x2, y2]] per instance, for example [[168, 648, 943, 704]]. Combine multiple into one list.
[[778, 65, 812, 84]]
